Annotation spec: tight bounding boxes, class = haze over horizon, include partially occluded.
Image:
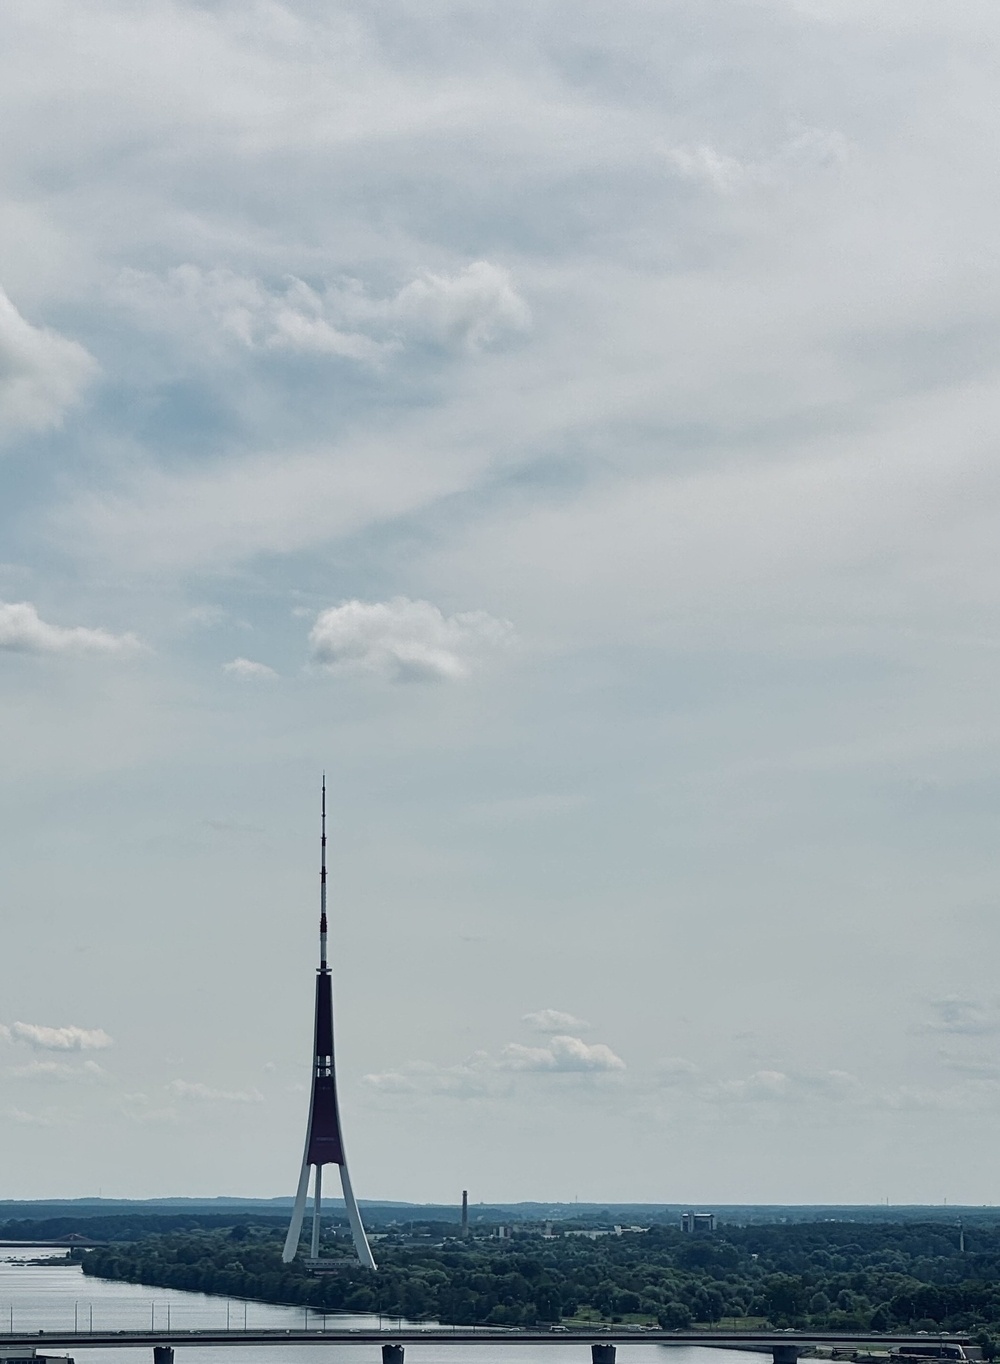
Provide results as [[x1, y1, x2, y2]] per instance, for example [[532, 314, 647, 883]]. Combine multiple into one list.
[[2, 0, 1000, 1208]]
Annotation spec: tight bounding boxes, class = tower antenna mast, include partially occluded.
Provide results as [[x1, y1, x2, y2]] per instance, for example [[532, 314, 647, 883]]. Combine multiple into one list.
[[282, 778, 376, 1270]]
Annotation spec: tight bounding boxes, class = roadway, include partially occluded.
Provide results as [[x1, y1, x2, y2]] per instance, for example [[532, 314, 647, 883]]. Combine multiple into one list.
[[0, 1329, 974, 1350]]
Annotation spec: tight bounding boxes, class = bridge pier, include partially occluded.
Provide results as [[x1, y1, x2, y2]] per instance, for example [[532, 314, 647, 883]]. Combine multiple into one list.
[[772, 1346, 806, 1364], [592, 1345, 616, 1364], [153, 1348, 175, 1364], [382, 1345, 404, 1364]]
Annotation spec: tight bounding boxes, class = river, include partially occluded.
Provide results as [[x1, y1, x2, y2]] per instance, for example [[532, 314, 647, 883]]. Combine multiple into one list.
[[0, 1248, 770, 1364]]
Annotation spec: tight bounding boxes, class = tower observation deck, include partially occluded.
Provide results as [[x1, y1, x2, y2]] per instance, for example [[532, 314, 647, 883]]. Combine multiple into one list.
[[281, 780, 376, 1270]]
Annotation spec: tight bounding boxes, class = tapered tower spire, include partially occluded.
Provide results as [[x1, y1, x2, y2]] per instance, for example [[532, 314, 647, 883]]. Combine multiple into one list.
[[282, 779, 376, 1270]]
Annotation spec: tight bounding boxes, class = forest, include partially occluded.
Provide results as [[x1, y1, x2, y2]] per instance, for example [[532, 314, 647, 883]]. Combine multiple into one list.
[[78, 1217, 1000, 1340]]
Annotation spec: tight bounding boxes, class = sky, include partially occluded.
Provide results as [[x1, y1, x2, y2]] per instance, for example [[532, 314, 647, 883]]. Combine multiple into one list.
[[3, 0, 1000, 1207]]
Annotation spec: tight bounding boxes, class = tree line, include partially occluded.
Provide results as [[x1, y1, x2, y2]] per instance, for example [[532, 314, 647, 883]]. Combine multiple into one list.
[[78, 1218, 1000, 1339]]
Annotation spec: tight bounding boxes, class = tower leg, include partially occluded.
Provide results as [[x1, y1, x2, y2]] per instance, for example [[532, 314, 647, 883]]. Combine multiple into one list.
[[282, 1156, 312, 1263], [339, 1162, 376, 1270], [311, 1164, 323, 1259]]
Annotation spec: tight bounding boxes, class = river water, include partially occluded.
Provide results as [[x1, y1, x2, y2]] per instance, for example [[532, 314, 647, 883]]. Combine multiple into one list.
[[0, 1248, 768, 1364]]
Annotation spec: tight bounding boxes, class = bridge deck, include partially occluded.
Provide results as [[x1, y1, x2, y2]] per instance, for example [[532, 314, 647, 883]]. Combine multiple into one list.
[[0, 1331, 973, 1350]]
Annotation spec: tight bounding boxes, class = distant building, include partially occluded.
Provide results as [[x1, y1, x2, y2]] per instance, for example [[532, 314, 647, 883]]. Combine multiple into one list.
[[681, 1211, 716, 1234]]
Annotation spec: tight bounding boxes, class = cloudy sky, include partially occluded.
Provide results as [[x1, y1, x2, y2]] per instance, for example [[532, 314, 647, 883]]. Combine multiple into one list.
[[4, 0, 1000, 1207]]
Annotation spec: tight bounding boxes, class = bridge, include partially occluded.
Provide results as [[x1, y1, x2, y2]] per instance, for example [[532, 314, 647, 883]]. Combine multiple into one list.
[[0, 1328, 976, 1364]]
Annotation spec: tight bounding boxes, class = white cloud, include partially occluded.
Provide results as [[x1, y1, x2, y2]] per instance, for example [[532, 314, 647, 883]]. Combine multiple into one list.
[[363, 1028, 625, 1097], [710, 1068, 863, 1104], [62, 423, 507, 573], [168, 1080, 263, 1103], [9, 1059, 109, 1083], [9, 1022, 113, 1051], [522, 1008, 590, 1033], [0, 602, 141, 657], [118, 266, 383, 363], [185, 605, 229, 629], [877, 1084, 967, 1112], [120, 1092, 181, 1125], [716, 1068, 793, 1101], [5, 1107, 57, 1127], [222, 656, 278, 679], [657, 1057, 701, 1084], [500, 1034, 626, 1073], [388, 261, 531, 351], [362, 1070, 419, 1094], [664, 125, 850, 193], [665, 144, 749, 194], [309, 597, 512, 682], [0, 286, 96, 439], [117, 260, 528, 361], [363, 1059, 494, 1098]]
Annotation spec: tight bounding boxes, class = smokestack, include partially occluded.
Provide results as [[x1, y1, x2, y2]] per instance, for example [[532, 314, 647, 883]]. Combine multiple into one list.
[[461, 1189, 469, 1238]]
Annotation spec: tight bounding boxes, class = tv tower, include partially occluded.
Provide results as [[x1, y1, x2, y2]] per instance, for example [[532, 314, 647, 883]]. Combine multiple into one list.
[[282, 780, 376, 1270]]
